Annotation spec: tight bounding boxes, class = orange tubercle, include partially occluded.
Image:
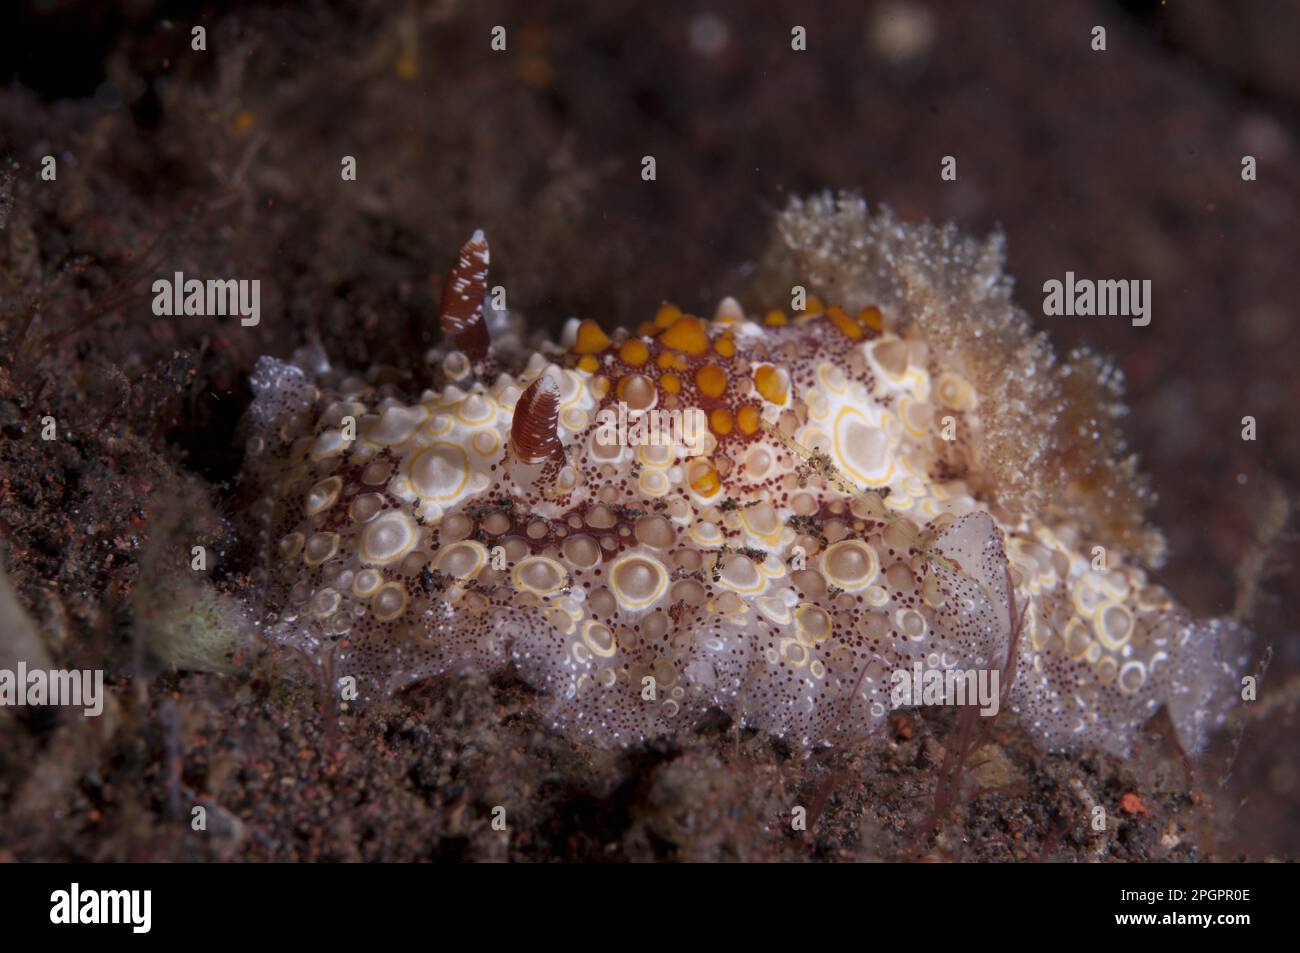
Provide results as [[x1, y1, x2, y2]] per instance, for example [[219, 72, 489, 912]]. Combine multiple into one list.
[[653, 302, 682, 330], [827, 305, 863, 340], [689, 460, 721, 496], [695, 364, 728, 398], [659, 315, 710, 356], [753, 364, 789, 404], [858, 306, 885, 333], [618, 339, 649, 366], [656, 350, 686, 370], [574, 319, 612, 354]]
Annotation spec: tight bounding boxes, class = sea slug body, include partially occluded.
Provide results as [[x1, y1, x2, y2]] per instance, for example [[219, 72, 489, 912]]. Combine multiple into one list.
[[236, 193, 1250, 755]]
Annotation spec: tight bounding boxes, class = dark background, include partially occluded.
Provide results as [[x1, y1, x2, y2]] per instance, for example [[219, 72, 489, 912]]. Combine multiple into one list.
[[0, 0, 1296, 861]]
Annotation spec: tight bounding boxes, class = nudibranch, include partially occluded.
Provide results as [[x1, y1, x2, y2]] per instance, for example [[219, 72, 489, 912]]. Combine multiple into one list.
[[238, 193, 1250, 755]]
